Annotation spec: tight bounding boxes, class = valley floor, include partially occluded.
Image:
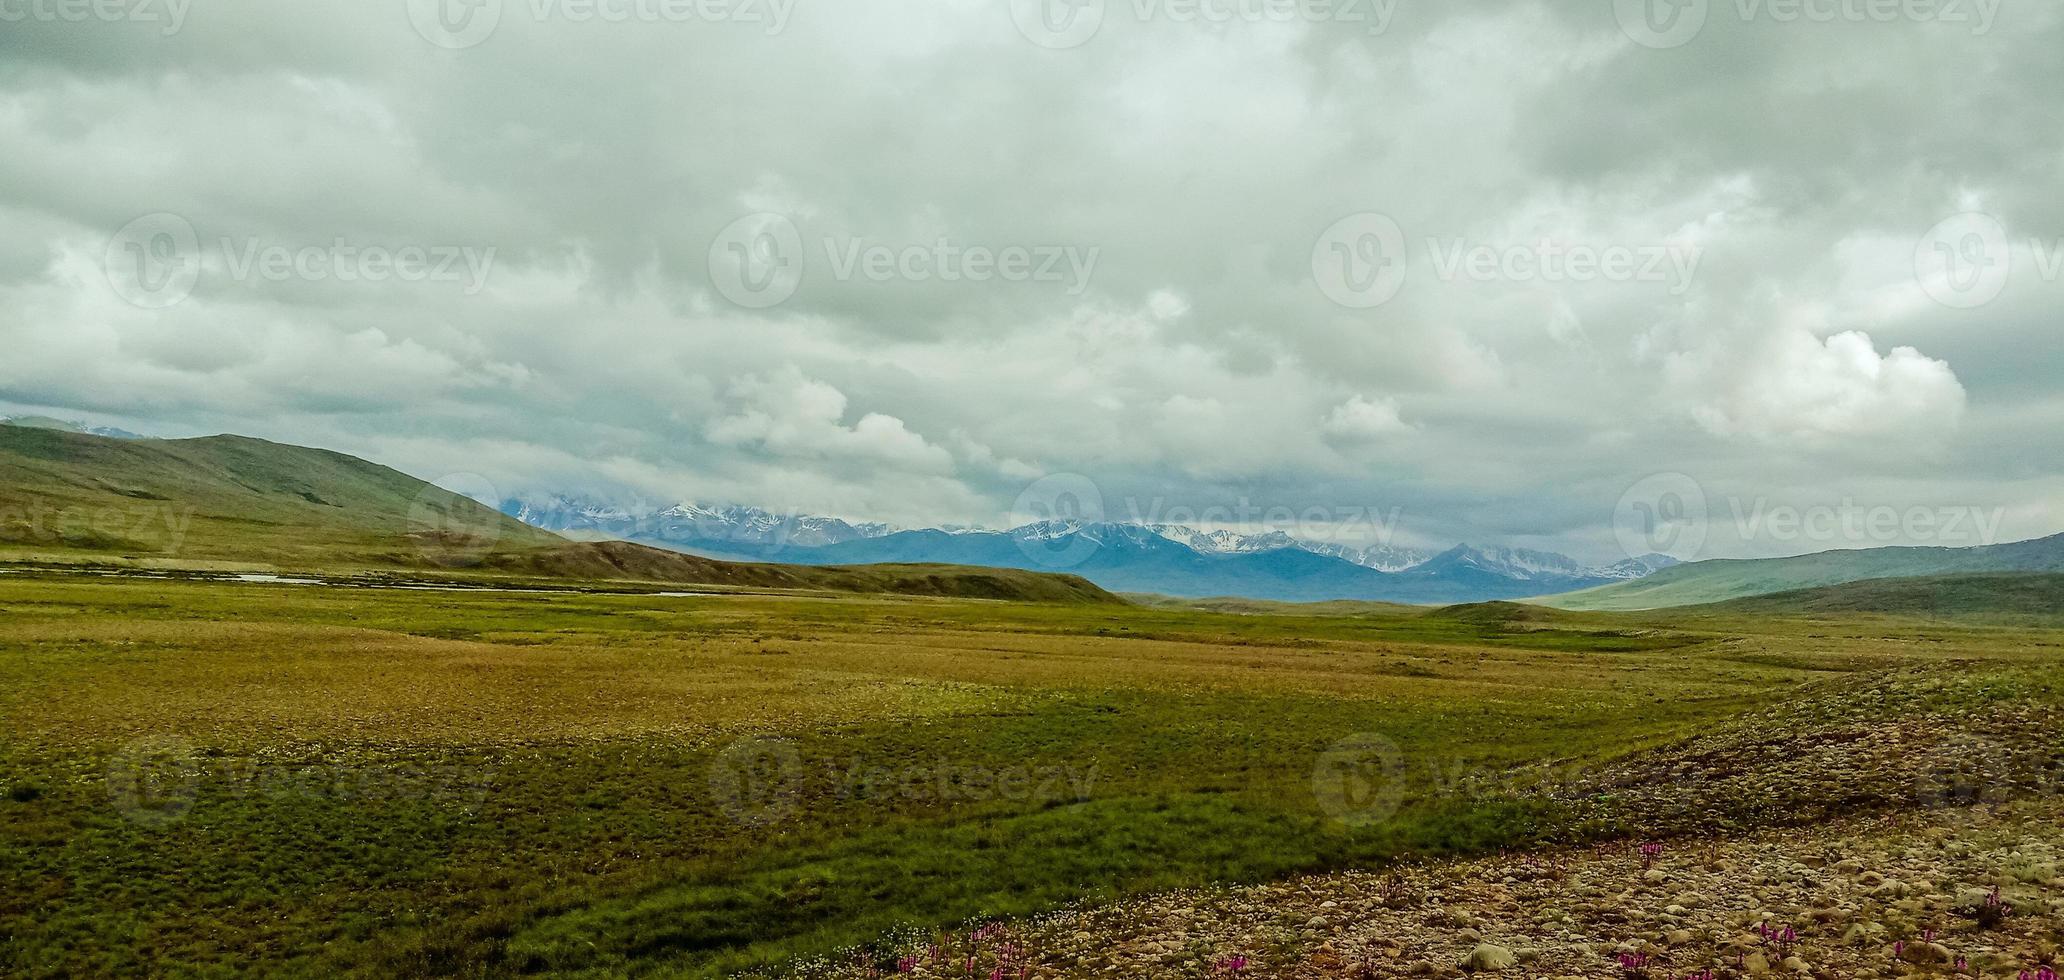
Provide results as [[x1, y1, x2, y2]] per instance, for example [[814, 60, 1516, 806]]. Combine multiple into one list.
[[2, 572, 2060, 978], [793, 663, 2064, 978]]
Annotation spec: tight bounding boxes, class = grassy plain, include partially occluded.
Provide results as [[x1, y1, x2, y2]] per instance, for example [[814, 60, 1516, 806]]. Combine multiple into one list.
[[2, 572, 2059, 977]]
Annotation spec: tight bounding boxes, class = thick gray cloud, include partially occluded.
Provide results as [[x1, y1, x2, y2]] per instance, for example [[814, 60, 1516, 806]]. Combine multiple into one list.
[[3, 0, 2060, 562]]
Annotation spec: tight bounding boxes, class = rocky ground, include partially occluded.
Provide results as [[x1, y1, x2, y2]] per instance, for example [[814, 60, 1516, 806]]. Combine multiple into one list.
[[792, 669, 2064, 979], [1533, 671, 2064, 841], [1007, 800, 2064, 978]]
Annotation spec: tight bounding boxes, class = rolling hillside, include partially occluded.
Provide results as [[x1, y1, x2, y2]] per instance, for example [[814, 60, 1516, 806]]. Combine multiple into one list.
[[1545, 533, 2064, 610], [0, 427, 1118, 603], [1696, 572, 2064, 621], [0, 424, 562, 565]]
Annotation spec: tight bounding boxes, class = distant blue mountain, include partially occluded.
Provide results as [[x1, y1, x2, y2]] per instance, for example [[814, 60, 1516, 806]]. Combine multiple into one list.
[[504, 497, 1676, 604], [764, 524, 1626, 603]]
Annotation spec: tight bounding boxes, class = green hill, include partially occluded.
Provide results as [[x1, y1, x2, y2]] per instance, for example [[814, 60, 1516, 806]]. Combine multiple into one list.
[[0, 426, 1120, 604], [1544, 532, 2064, 611], [0, 424, 560, 565], [1696, 572, 2064, 622]]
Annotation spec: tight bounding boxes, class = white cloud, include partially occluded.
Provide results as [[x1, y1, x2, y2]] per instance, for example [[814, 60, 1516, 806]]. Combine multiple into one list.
[[705, 369, 953, 473], [1671, 327, 1966, 450], [1322, 395, 1411, 441]]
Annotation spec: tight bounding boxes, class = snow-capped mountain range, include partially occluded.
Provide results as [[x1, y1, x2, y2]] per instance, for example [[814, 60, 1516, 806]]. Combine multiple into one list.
[[1135, 525, 1431, 572], [503, 495, 1678, 603], [0, 416, 147, 440], [507, 498, 890, 549]]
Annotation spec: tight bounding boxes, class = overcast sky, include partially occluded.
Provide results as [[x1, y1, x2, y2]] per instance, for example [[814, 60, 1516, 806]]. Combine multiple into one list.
[[3, 0, 2060, 562]]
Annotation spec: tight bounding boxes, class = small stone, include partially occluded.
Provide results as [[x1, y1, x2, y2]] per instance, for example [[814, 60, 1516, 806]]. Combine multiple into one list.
[[1461, 944, 1517, 973], [1899, 942, 1953, 965], [1842, 922, 1886, 946]]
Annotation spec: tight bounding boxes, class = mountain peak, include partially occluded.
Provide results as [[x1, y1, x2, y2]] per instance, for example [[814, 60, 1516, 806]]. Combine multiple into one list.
[[506, 497, 895, 549], [0, 416, 147, 440]]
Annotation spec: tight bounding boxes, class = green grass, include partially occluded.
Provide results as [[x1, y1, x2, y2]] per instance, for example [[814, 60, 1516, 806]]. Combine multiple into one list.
[[1546, 534, 2064, 610], [1698, 572, 2064, 623], [3, 571, 2058, 977]]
